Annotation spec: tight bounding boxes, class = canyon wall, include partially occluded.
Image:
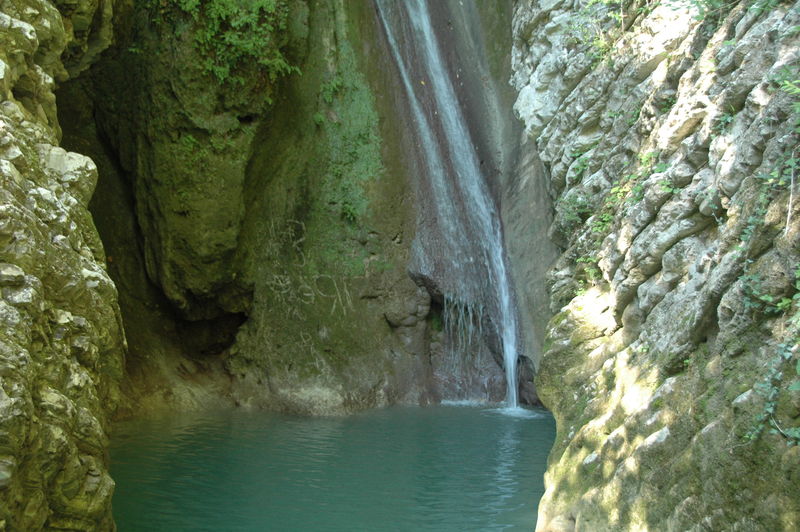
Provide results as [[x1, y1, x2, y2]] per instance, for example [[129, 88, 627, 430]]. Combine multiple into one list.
[[510, 0, 800, 529], [0, 0, 123, 528], [7, 0, 799, 528], [55, 0, 537, 416], [0, 0, 436, 526], [55, 0, 442, 416]]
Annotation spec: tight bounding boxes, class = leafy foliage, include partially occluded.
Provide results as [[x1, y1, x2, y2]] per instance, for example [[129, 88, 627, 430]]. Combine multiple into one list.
[[591, 212, 614, 233], [320, 76, 344, 104], [746, 320, 800, 445], [567, 0, 627, 65], [575, 255, 602, 291], [739, 153, 800, 445], [774, 66, 800, 132], [558, 194, 593, 232], [712, 107, 735, 136], [144, 0, 298, 89], [658, 95, 677, 114], [736, 62, 800, 444], [606, 152, 666, 209]]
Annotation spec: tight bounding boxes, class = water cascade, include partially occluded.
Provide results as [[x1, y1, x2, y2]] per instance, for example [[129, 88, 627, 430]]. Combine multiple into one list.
[[375, 0, 521, 407]]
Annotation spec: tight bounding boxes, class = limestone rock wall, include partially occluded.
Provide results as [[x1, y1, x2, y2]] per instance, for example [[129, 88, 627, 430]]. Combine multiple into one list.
[[85, 0, 282, 323], [511, 0, 800, 529], [0, 0, 123, 529], [54, 0, 435, 416], [226, 0, 433, 414]]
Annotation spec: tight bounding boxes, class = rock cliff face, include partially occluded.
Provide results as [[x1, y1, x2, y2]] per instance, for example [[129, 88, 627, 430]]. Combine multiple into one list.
[[1, 0, 437, 525], [54, 0, 439, 416], [510, 0, 800, 529], [5, 0, 799, 528], [222, 0, 431, 413], [0, 0, 123, 529]]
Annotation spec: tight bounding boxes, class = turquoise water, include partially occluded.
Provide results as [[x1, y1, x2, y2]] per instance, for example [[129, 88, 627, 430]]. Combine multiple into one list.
[[110, 404, 555, 531]]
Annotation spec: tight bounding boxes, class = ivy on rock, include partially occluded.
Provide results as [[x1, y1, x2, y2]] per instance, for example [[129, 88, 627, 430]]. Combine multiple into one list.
[[144, 0, 299, 95]]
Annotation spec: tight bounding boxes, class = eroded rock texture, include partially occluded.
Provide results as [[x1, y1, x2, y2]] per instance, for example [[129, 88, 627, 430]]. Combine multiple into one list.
[[54, 0, 438, 416], [0, 0, 123, 529], [511, 0, 800, 529], [225, 0, 434, 414]]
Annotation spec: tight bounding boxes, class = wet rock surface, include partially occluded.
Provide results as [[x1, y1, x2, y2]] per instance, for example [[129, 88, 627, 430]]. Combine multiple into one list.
[[53, 0, 440, 416]]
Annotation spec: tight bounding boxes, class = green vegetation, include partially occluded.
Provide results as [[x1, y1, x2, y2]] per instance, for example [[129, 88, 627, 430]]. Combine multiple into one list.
[[606, 152, 665, 208], [749, 0, 784, 15], [558, 194, 593, 232], [680, 0, 732, 21], [737, 153, 796, 249], [570, 154, 592, 182], [734, 66, 800, 443], [564, 149, 673, 297], [301, 37, 384, 276], [577, 255, 602, 281], [320, 75, 345, 104], [591, 212, 614, 233], [176, 132, 212, 164], [741, 267, 798, 316], [143, 0, 297, 90], [571, 0, 792, 70], [340, 201, 358, 223], [746, 315, 800, 445], [568, 142, 599, 184], [738, 151, 800, 445], [566, 0, 689, 66], [667, 0, 771, 23], [781, 77, 800, 123], [659, 178, 681, 194], [429, 311, 444, 333], [567, 0, 626, 66], [774, 66, 800, 131], [626, 107, 640, 126], [568, 0, 663, 65], [574, 279, 589, 296], [318, 68, 381, 230], [713, 107, 735, 136], [572, 253, 602, 297], [658, 95, 677, 114]]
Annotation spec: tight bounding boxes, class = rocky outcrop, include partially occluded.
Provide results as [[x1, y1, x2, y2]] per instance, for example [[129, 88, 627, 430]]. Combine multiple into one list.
[[511, 0, 800, 529], [53, 0, 438, 415], [82, 0, 294, 322], [224, 0, 434, 413], [0, 0, 123, 529]]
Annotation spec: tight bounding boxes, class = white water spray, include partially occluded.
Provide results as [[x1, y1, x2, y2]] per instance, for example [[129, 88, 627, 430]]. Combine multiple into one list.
[[376, 0, 521, 407]]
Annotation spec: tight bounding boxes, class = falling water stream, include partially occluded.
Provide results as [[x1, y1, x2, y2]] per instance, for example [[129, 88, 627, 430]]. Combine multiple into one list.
[[375, 0, 521, 407], [109, 4, 557, 528]]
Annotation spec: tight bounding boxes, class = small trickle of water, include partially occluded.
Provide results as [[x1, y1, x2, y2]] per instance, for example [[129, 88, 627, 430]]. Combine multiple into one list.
[[375, 0, 521, 406]]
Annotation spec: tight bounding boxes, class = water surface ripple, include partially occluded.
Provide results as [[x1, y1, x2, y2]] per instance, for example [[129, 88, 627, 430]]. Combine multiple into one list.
[[111, 405, 555, 531]]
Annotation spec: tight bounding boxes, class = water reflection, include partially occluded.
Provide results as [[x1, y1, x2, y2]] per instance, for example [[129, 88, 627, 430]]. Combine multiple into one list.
[[112, 405, 555, 531]]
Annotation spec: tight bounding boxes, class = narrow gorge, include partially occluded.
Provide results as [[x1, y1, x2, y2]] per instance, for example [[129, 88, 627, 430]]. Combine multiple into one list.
[[0, 0, 798, 530]]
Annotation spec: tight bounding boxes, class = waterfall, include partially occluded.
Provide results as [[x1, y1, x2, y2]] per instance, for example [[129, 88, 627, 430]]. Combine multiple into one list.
[[376, 0, 521, 407]]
